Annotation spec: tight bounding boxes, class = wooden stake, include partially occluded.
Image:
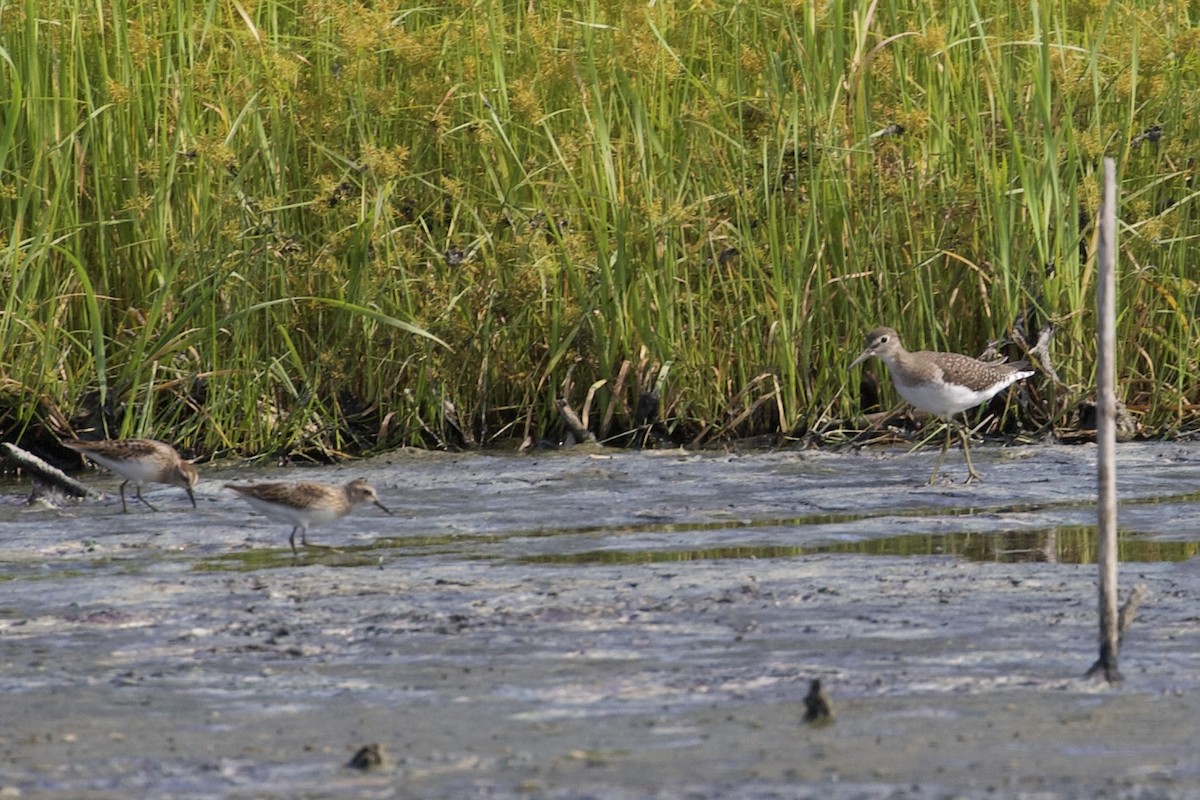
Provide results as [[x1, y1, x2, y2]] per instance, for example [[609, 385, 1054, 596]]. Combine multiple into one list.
[[1087, 157, 1121, 683]]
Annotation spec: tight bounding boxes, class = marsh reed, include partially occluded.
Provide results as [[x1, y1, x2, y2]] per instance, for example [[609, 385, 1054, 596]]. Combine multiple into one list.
[[2, 0, 1198, 456]]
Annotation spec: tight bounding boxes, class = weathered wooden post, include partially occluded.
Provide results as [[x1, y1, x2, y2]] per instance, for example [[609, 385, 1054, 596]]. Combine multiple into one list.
[[1088, 157, 1121, 683]]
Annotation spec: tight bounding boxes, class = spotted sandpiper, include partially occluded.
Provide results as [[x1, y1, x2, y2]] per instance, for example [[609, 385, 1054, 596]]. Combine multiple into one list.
[[850, 326, 1034, 483]]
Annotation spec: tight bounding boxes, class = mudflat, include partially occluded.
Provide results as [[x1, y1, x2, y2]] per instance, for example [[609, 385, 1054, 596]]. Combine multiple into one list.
[[2, 443, 1199, 798]]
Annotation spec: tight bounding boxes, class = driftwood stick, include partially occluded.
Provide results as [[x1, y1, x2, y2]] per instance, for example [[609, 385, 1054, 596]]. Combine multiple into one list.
[[556, 399, 597, 444], [1, 442, 97, 500], [1117, 583, 1147, 648], [1086, 583, 1146, 679]]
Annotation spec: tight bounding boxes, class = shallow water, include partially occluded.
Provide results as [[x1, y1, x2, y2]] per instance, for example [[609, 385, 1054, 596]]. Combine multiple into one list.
[[2, 442, 1199, 798]]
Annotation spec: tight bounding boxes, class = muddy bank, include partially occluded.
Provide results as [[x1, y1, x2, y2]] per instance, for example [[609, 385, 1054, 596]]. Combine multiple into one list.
[[2, 442, 1199, 798]]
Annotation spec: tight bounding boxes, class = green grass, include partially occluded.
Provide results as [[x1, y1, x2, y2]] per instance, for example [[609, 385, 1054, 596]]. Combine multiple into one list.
[[2, 0, 1199, 456]]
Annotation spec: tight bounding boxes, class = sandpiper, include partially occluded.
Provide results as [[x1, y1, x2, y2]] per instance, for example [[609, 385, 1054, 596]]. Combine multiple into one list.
[[63, 438, 199, 512], [850, 326, 1034, 483], [224, 479, 392, 554]]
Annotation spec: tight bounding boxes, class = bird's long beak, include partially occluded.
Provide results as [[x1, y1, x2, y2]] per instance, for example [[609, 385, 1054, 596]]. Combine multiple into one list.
[[185, 486, 197, 508], [374, 500, 393, 515], [849, 349, 872, 369]]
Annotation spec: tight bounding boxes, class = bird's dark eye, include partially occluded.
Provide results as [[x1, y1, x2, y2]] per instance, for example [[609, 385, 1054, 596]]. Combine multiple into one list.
[[879, 335, 889, 344]]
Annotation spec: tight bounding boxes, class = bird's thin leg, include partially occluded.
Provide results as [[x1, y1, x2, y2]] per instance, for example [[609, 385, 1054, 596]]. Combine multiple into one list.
[[134, 484, 160, 512], [928, 420, 952, 485], [118, 480, 130, 513], [289, 526, 299, 555], [960, 422, 983, 483]]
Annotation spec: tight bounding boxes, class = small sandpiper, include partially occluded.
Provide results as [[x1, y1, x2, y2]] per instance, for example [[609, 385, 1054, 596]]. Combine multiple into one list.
[[63, 438, 199, 512], [224, 479, 392, 554], [850, 326, 1034, 484]]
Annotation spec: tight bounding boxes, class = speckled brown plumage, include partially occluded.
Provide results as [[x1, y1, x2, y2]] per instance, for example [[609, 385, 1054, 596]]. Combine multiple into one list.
[[224, 479, 391, 554], [63, 438, 198, 512], [850, 326, 1034, 483]]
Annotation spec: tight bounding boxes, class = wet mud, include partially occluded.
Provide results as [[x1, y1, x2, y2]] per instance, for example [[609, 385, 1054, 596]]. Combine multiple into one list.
[[2, 442, 1200, 798]]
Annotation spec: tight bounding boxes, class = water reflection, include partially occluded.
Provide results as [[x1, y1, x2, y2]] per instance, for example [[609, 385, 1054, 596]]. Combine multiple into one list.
[[518, 527, 1200, 566]]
